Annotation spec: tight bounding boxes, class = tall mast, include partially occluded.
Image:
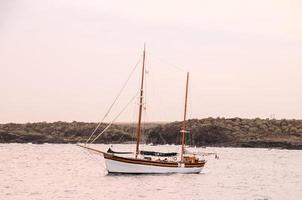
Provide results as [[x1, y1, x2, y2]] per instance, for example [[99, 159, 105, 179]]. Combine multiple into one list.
[[135, 45, 146, 158], [181, 72, 189, 163]]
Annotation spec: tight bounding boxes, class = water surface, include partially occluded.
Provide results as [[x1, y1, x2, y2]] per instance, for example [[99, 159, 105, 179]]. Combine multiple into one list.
[[0, 144, 301, 200]]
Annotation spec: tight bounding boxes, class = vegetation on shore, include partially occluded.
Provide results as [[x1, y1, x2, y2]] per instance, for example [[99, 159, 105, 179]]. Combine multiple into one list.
[[1, 118, 302, 149]]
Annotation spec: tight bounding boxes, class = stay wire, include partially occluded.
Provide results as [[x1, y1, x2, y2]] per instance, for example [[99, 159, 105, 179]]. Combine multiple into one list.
[[89, 92, 139, 144], [148, 52, 186, 72], [85, 56, 142, 145]]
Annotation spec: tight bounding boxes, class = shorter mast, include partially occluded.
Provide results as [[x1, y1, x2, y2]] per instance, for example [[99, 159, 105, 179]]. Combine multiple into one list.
[[135, 45, 146, 158], [180, 72, 189, 163]]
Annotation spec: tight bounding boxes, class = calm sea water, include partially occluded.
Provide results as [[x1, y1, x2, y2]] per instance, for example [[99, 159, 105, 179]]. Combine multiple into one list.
[[0, 144, 301, 200]]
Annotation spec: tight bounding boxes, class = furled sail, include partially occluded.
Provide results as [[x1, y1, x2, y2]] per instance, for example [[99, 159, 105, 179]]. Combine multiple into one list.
[[107, 148, 177, 157], [140, 150, 177, 157], [107, 148, 132, 154]]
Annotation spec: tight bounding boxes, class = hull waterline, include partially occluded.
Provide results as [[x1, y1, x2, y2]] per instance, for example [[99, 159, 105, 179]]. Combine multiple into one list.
[[104, 154, 205, 174], [77, 145, 205, 174], [105, 158, 203, 174]]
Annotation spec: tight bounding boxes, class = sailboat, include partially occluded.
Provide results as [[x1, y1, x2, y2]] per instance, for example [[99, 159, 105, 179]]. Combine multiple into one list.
[[78, 46, 206, 174]]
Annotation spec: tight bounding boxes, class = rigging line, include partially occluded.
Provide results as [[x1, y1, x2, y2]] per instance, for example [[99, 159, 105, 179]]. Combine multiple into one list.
[[188, 75, 193, 119], [187, 77, 191, 145], [89, 92, 139, 144], [148, 52, 186, 72], [142, 62, 148, 145], [131, 98, 137, 142], [76, 145, 105, 170], [142, 79, 167, 145], [158, 131, 167, 146], [85, 56, 142, 145]]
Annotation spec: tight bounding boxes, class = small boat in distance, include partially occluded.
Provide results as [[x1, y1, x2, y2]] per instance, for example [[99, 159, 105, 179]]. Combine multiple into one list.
[[78, 46, 206, 174]]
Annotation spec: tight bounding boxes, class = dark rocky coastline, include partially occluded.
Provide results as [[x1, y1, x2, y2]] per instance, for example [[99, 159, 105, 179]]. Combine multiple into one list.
[[1, 118, 302, 149]]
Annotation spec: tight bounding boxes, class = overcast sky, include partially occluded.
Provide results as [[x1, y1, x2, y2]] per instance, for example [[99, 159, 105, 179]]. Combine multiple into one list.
[[0, 0, 301, 123]]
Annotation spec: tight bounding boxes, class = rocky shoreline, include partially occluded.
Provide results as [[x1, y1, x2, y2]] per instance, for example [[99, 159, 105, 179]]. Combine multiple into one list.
[[1, 118, 302, 149]]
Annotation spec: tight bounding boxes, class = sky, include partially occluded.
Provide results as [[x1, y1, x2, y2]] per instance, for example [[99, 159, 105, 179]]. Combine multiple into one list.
[[0, 0, 301, 123]]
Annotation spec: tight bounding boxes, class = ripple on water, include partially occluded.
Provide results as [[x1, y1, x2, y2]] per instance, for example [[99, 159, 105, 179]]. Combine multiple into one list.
[[0, 144, 301, 200]]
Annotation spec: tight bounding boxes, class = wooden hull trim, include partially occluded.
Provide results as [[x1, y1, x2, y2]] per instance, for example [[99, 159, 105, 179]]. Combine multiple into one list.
[[105, 157, 204, 174], [77, 144, 206, 173], [104, 153, 205, 168]]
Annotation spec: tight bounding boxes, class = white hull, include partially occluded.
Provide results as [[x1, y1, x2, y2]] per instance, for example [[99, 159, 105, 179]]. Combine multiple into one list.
[[104, 158, 203, 174]]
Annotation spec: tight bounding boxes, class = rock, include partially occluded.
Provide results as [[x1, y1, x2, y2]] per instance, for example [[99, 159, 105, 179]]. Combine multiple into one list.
[[0, 118, 302, 149]]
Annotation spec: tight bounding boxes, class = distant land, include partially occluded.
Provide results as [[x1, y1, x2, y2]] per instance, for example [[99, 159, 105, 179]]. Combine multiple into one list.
[[1, 118, 302, 150]]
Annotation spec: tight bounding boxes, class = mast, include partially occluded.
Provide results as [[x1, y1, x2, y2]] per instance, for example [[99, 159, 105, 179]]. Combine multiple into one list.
[[135, 45, 146, 158], [181, 72, 189, 163]]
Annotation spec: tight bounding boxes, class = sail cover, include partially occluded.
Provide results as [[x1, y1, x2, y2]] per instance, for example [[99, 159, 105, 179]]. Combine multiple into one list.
[[107, 148, 177, 157], [140, 150, 177, 157], [107, 148, 132, 154]]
